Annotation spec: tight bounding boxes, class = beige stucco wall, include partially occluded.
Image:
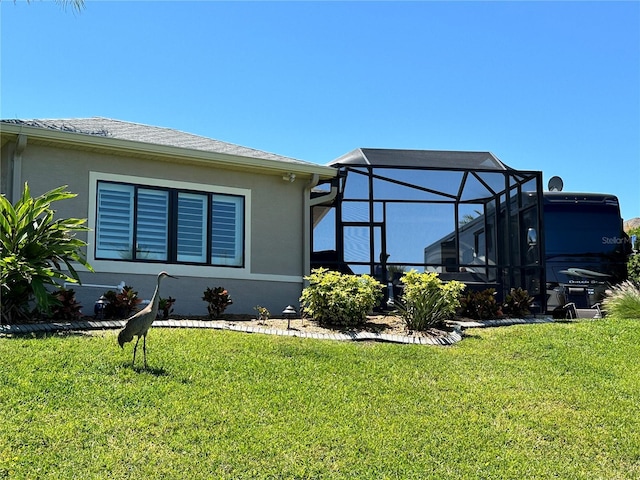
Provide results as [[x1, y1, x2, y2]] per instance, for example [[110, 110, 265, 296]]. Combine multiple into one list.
[[2, 138, 318, 315]]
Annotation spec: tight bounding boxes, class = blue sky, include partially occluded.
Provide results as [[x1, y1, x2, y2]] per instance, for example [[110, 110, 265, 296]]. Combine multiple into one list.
[[2, 1, 639, 221]]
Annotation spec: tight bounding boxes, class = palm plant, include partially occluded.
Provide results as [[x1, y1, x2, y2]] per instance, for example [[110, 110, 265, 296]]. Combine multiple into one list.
[[19, 0, 85, 12], [0, 183, 93, 323]]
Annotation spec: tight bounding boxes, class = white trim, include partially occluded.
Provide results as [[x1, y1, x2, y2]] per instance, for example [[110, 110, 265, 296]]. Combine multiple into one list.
[[88, 171, 252, 273], [81, 260, 302, 283], [89, 171, 251, 198], [72, 260, 303, 283]]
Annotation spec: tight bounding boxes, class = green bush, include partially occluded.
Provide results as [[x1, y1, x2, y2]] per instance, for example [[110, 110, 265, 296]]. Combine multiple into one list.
[[300, 268, 383, 328], [48, 288, 83, 321], [158, 297, 176, 320], [503, 287, 533, 317], [103, 286, 141, 319], [602, 280, 640, 319], [628, 254, 640, 283], [203, 287, 233, 319], [396, 270, 465, 330], [0, 183, 93, 323], [458, 288, 502, 320]]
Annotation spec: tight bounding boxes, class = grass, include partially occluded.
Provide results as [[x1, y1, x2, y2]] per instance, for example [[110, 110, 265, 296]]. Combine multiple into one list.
[[1, 318, 640, 479]]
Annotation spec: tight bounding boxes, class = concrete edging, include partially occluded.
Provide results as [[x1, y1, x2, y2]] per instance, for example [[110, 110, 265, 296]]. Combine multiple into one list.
[[0, 318, 465, 345], [0, 316, 555, 345]]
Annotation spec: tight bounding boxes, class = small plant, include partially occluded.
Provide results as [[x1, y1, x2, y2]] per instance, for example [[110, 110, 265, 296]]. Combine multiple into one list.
[[396, 270, 465, 330], [503, 288, 533, 317], [203, 287, 233, 319], [458, 288, 502, 320], [48, 288, 83, 320], [103, 286, 141, 319], [254, 305, 270, 324], [300, 268, 383, 328], [158, 296, 176, 319], [602, 280, 640, 319]]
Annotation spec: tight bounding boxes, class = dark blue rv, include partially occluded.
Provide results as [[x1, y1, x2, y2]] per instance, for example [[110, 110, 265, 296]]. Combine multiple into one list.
[[542, 192, 629, 314]]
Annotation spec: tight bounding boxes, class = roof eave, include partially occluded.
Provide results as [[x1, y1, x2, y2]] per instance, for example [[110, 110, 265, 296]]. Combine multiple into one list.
[[0, 123, 337, 179]]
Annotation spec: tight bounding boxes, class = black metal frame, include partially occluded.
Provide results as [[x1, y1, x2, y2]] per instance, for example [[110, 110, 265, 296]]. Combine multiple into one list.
[[311, 153, 545, 311]]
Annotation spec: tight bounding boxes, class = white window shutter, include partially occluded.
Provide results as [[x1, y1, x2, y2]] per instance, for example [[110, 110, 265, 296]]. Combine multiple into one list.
[[211, 195, 243, 266], [136, 189, 169, 261], [177, 192, 207, 263], [96, 183, 134, 259]]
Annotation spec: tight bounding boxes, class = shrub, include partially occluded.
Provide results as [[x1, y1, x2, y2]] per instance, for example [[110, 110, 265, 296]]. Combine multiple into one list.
[[458, 288, 502, 320], [158, 297, 176, 319], [602, 280, 640, 319], [103, 286, 141, 319], [0, 183, 93, 323], [300, 268, 383, 328], [48, 288, 83, 320], [396, 270, 465, 330], [203, 287, 233, 319], [503, 288, 533, 317], [628, 254, 640, 283]]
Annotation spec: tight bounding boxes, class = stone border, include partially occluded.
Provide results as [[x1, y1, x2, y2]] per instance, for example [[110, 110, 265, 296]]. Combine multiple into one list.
[[0, 318, 463, 346], [451, 316, 555, 329], [0, 316, 555, 345]]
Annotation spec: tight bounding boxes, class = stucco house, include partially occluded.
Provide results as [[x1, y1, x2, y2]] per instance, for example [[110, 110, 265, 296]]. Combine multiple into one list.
[[1, 118, 337, 316]]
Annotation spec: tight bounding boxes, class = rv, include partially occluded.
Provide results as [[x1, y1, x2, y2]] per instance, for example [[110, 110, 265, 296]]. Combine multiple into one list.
[[542, 192, 629, 314], [424, 191, 630, 315]]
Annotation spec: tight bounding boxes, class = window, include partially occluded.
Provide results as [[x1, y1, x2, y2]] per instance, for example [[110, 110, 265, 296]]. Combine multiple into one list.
[[137, 189, 169, 260], [211, 195, 243, 265], [544, 203, 622, 256], [96, 183, 134, 260], [96, 181, 244, 267], [177, 192, 207, 263]]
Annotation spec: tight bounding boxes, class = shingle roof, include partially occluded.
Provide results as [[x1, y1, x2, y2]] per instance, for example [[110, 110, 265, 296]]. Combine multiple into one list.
[[329, 148, 511, 171], [1, 117, 314, 166]]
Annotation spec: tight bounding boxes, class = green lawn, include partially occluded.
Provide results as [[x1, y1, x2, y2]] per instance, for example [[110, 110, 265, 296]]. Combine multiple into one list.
[[1, 319, 639, 479]]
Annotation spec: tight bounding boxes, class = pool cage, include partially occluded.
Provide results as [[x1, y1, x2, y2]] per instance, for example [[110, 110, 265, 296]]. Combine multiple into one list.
[[311, 148, 545, 311]]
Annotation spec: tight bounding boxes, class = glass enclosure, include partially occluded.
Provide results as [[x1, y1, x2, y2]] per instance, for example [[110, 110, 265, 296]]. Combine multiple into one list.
[[311, 149, 545, 309]]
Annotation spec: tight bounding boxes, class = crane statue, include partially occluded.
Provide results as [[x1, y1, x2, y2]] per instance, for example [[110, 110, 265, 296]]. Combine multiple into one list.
[[118, 271, 178, 368]]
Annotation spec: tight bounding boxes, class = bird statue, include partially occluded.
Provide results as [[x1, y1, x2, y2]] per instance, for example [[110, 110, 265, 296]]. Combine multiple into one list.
[[118, 271, 178, 368]]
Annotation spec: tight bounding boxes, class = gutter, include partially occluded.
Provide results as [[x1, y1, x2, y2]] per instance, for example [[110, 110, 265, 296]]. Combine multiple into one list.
[[301, 177, 340, 286], [309, 184, 338, 207], [303, 174, 321, 282], [10, 134, 28, 203]]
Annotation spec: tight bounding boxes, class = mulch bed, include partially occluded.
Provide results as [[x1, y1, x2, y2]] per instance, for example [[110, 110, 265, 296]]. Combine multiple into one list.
[[179, 313, 453, 339]]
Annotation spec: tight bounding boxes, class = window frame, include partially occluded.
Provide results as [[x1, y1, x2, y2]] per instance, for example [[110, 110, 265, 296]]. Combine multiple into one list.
[[92, 175, 247, 268]]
